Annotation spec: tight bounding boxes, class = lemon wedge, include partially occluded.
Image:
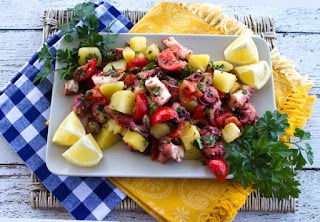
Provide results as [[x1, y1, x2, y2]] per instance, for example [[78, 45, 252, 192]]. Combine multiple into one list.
[[234, 61, 271, 89], [224, 33, 259, 65], [52, 111, 85, 146], [62, 134, 103, 167]]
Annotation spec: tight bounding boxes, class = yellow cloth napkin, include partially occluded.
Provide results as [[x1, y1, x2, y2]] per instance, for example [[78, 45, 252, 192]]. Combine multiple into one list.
[[109, 2, 316, 222]]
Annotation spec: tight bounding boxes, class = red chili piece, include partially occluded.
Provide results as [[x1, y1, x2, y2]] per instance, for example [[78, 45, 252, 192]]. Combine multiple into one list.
[[208, 159, 228, 182], [126, 58, 149, 72], [73, 58, 97, 82], [151, 106, 178, 126], [168, 121, 185, 138], [134, 93, 149, 122]]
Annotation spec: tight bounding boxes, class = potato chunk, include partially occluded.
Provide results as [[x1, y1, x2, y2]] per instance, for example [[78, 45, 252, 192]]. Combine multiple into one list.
[[222, 123, 241, 143], [130, 37, 147, 52], [78, 47, 102, 66], [100, 81, 124, 100], [134, 51, 146, 59], [96, 128, 121, 149], [144, 44, 161, 60], [123, 131, 148, 152], [150, 123, 170, 139], [188, 54, 210, 72], [229, 82, 241, 94], [123, 47, 135, 62], [179, 121, 200, 151], [213, 70, 237, 93], [103, 59, 127, 72], [109, 90, 136, 115], [102, 118, 122, 134], [211, 61, 234, 72]]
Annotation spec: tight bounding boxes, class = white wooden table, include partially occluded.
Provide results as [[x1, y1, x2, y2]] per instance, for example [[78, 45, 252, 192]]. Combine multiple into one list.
[[0, 0, 319, 221]]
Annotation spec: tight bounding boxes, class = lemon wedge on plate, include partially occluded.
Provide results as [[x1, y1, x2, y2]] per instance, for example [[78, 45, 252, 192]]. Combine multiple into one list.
[[224, 33, 259, 65], [234, 61, 271, 89], [62, 134, 103, 167], [52, 111, 85, 146]]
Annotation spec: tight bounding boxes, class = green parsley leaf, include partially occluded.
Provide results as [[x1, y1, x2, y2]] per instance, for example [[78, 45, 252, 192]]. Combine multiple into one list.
[[188, 64, 197, 72], [193, 137, 204, 150], [176, 107, 183, 113], [145, 62, 155, 70], [181, 68, 191, 78], [203, 135, 216, 145], [150, 86, 161, 96]]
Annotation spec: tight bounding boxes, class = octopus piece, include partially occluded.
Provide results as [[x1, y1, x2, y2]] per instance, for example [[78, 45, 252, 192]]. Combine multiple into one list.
[[161, 37, 193, 60], [91, 72, 125, 85], [103, 48, 124, 64], [190, 118, 209, 126], [202, 142, 225, 160], [64, 79, 79, 96], [238, 103, 258, 126], [158, 136, 184, 163], [114, 113, 133, 127], [207, 99, 222, 126], [137, 68, 157, 79], [145, 76, 172, 106], [228, 85, 254, 110], [122, 139, 136, 152], [177, 60, 189, 70], [206, 65, 214, 75], [91, 104, 108, 124], [158, 152, 169, 163], [72, 94, 91, 119], [171, 102, 190, 122], [199, 86, 219, 104], [163, 81, 179, 100], [201, 72, 213, 85], [189, 71, 203, 83], [129, 120, 150, 138], [85, 84, 108, 106], [200, 126, 221, 148], [132, 80, 148, 95]]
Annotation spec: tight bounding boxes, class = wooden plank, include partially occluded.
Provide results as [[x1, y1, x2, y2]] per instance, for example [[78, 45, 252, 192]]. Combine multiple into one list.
[[0, 1, 319, 33], [0, 165, 319, 221]]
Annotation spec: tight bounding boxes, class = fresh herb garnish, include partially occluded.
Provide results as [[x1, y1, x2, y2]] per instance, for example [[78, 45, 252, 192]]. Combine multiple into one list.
[[224, 110, 313, 200], [209, 61, 225, 71], [181, 68, 191, 78], [242, 88, 247, 95], [193, 137, 204, 150], [188, 64, 197, 72], [127, 86, 132, 91], [148, 50, 153, 54], [217, 172, 222, 177], [150, 86, 161, 96], [97, 105, 104, 112], [203, 135, 216, 145], [197, 83, 208, 93], [150, 56, 157, 61], [85, 53, 99, 63], [176, 107, 183, 113], [149, 101, 156, 109], [145, 62, 155, 70]]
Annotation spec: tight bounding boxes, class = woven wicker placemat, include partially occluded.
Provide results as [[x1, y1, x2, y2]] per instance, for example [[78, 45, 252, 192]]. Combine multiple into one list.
[[30, 8, 297, 213]]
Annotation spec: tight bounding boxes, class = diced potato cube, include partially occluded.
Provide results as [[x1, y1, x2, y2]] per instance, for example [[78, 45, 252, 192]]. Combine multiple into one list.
[[229, 82, 241, 94], [183, 145, 202, 160], [78, 47, 102, 66], [109, 90, 136, 115], [100, 81, 124, 100], [96, 128, 121, 149], [222, 123, 241, 143], [211, 61, 234, 72], [150, 123, 170, 139], [188, 54, 210, 72], [130, 37, 147, 52], [213, 70, 237, 93], [123, 47, 135, 62], [134, 51, 146, 59], [103, 59, 127, 72], [179, 121, 200, 151], [182, 100, 198, 112], [102, 118, 122, 135], [144, 44, 160, 60], [123, 131, 148, 152]]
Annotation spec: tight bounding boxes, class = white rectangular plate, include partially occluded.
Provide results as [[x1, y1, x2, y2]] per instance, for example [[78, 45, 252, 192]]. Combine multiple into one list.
[[46, 33, 276, 178]]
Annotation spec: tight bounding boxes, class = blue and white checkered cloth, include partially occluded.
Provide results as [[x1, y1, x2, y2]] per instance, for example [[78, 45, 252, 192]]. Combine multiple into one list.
[[0, 2, 134, 220]]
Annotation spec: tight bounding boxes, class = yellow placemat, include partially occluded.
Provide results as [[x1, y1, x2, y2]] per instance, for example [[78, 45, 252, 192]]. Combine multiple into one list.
[[110, 2, 316, 222]]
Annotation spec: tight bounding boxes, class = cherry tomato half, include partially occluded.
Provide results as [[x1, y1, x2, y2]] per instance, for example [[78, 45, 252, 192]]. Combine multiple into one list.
[[124, 73, 137, 89], [151, 106, 178, 126], [179, 80, 197, 95], [134, 93, 149, 122], [193, 104, 206, 120], [126, 58, 149, 72], [157, 49, 181, 71], [168, 121, 185, 138], [208, 159, 228, 182], [74, 58, 97, 82]]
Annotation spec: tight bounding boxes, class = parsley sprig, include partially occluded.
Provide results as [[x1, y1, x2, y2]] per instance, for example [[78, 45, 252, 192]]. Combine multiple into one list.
[[224, 110, 313, 200]]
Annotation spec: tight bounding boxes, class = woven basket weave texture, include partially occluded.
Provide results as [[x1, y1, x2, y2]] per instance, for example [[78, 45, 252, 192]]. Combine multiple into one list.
[[31, 8, 295, 213]]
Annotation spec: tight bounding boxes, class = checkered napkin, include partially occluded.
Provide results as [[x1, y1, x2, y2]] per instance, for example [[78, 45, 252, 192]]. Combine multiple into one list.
[[0, 2, 133, 220]]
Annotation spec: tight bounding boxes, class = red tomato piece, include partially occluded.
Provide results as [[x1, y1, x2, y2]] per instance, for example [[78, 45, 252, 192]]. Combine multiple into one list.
[[124, 73, 137, 89], [168, 121, 185, 138], [126, 58, 149, 72], [180, 93, 196, 104], [151, 106, 178, 126], [134, 93, 149, 122], [217, 89, 224, 99], [224, 116, 243, 128], [215, 112, 233, 128], [157, 49, 181, 71], [193, 87, 203, 99], [193, 104, 206, 120], [151, 136, 159, 161], [179, 80, 197, 95], [208, 159, 228, 182], [74, 58, 97, 82], [85, 84, 108, 106]]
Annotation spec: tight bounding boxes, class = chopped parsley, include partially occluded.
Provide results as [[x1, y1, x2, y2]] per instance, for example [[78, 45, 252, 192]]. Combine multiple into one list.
[[188, 64, 197, 72], [150, 86, 161, 96], [193, 137, 204, 150], [203, 135, 216, 145], [197, 83, 209, 93], [85, 53, 99, 63], [149, 101, 156, 109], [176, 107, 183, 113], [145, 62, 155, 70], [181, 68, 191, 78], [148, 50, 153, 54], [242, 88, 248, 95]]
